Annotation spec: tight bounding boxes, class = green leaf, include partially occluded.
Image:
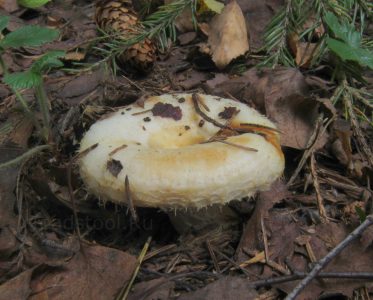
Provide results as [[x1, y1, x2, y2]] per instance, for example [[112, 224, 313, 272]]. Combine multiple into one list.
[[17, 0, 51, 8], [31, 50, 65, 73], [324, 12, 361, 47], [3, 71, 42, 89], [0, 25, 59, 48], [355, 206, 366, 222], [0, 16, 10, 33], [327, 38, 373, 69], [202, 0, 224, 13]]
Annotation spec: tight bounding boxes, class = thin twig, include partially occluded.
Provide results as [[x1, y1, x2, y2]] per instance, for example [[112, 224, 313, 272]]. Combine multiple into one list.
[[287, 115, 334, 186], [344, 94, 373, 168], [310, 152, 328, 223], [248, 271, 373, 288], [125, 175, 138, 223], [192, 93, 227, 130], [206, 240, 221, 273], [285, 215, 373, 300], [67, 143, 99, 239], [0, 145, 51, 170], [192, 93, 277, 137], [118, 236, 152, 300], [212, 247, 256, 278], [109, 144, 128, 156], [216, 139, 258, 152], [144, 244, 177, 261], [121, 75, 146, 92], [240, 123, 281, 134], [132, 109, 152, 116], [261, 215, 270, 263]]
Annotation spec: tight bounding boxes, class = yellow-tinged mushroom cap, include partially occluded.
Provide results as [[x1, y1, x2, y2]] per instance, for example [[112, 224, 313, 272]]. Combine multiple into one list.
[[79, 93, 284, 209]]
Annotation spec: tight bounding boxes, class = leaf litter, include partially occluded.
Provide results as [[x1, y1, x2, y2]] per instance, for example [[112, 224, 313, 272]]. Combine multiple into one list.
[[0, 0, 372, 299]]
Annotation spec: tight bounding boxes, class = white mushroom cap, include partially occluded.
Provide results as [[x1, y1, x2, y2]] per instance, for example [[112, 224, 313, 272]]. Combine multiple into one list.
[[79, 93, 284, 209]]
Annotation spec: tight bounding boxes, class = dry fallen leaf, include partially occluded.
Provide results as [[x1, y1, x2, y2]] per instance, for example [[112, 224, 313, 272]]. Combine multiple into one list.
[[288, 17, 324, 68], [288, 32, 319, 68], [128, 278, 175, 300], [236, 0, 283, 50], [208, 0, 249, 69], [165, 0, 195, 33], [236, 180, 289, 261], [0, 0, 19, 12], [177, 276, 258, 300], [29, 245, 137, 300], [0, 267, 36, 300], [204, 67, 327, 150], [278, 222, 373, 299]]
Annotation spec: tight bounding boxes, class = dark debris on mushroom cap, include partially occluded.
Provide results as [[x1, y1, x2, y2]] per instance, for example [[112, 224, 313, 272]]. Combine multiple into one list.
[[151, 102, 182, 121], [107, 159, 123, 177], [218, 107, 240, 120]]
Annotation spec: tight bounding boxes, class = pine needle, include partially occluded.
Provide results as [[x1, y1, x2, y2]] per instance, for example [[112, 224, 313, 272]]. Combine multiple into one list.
[[0, 145, 50, 169], [117, 236, 152, 300]]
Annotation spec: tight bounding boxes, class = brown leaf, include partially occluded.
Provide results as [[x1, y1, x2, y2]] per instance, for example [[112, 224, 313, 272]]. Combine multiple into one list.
[[55, 70, 104, 100], [278, 222, 373, 299], [177, 276, 258, 300], [208, 0, 249, 69], [288, 33, 318, 68], [237, 0, 283, 50], [0, 0, 19, 13], [205, 67, 326, 150], [107, 159, 123, 177], [151, 102, 182, 121], [128, 278, 175, 300], [29, 245, 137, 300], [178, 32, 197, 45], [360, 226, 373, 251], [64, 51, 86, 61], [236, 180, 289, 261], [0, 267, 35, 300], [176, 69, 210, 90], [266, 94, 320, 149], [331, 119, 353, 167], [164, 0, 194, 33]]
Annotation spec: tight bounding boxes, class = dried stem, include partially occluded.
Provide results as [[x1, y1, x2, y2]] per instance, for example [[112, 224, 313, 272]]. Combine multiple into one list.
[[67, 143, 98, 239], [249, 271, 373, 288], [310, 152, 328, 223], [119, 236, 152, 300], [344, 94, 373, 168], [125, 175, 138, 223], [206, 240, 221, 273]]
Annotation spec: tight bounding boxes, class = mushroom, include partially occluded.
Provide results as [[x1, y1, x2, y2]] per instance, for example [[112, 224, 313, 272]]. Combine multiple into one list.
[[79, 93, 284, 233]]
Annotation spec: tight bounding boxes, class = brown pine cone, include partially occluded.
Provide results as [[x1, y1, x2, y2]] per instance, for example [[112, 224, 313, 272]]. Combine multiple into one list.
[[95, 0, 156, 73]]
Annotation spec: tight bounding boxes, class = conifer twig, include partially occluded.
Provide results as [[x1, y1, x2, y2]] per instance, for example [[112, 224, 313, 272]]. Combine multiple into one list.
[[285, 215, 373, 300]]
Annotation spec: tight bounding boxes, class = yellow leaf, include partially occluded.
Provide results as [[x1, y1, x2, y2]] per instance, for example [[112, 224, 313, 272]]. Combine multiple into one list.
[[200, 0, 224, 14], [17, 0, 50, 8]]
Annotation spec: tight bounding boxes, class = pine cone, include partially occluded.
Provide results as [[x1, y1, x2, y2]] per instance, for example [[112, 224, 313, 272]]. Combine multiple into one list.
[[95, 0, 156, 73]]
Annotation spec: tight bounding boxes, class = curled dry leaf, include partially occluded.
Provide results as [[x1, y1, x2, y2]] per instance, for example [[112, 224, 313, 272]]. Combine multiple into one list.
[[204, 67, 327, 149], [207, 0, 249, 69], [288, 17, 325, 68], [177, 276, 258, 300], [288, 32, 319, 68], [331, 119, 353, 168], [29, 245, 137, 300]]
